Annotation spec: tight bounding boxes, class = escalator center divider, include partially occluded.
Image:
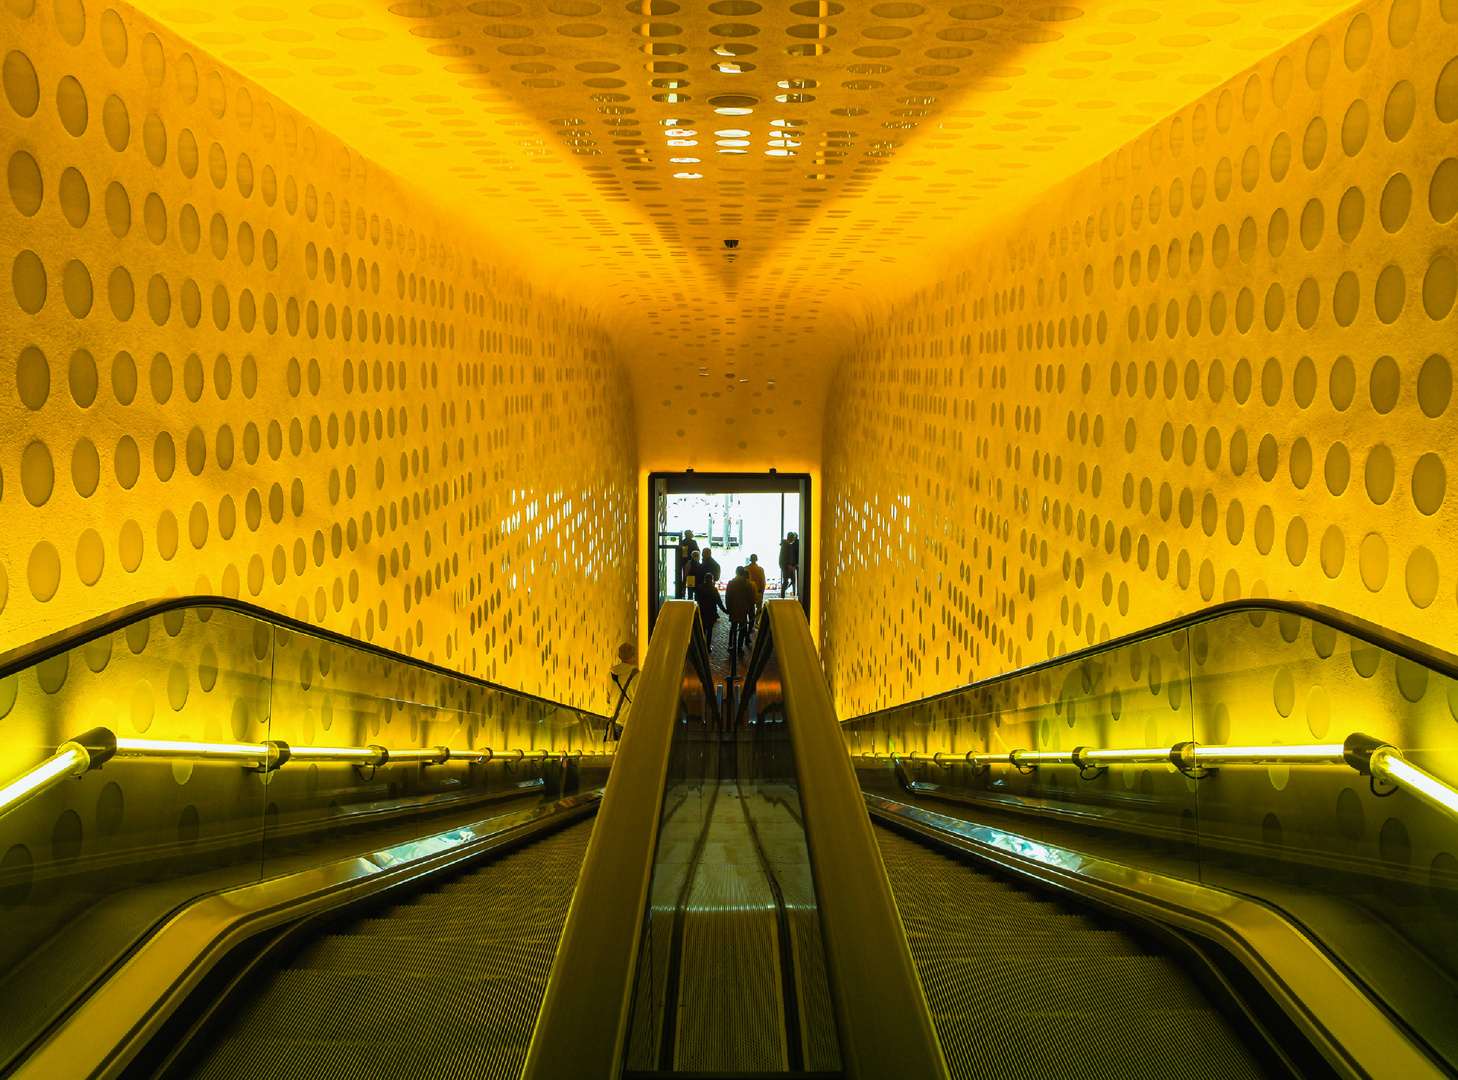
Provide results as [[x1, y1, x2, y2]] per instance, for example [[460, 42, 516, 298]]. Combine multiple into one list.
[[749, 601, 950, 1080], [735, 775, 806, 1073], [522, 601, 719, 1080], [654, 769, 723, 1071]]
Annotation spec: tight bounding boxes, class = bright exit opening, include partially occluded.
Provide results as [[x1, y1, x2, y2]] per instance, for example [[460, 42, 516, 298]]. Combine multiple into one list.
[[648, 472, 810, 635]]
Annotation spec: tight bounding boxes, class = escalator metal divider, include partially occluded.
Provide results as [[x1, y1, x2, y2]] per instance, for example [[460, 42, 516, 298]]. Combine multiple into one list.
[[656, 775, 724, 1072], [522, 601, 718, 1080], [736, 777, 805, 1074], [755, 600, 950, 1080]]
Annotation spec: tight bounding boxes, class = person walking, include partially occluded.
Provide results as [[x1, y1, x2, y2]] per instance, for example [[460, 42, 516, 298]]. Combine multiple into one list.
[[607, 642, 638, 742], [674, 529, 697, 599], [694, 565, 727, 643], [725, 566, 757, 656], [685, 550, 703, 597], [746, 554, 766, 613], [700, 544, 722, 587], [779, 532, 800, 598]]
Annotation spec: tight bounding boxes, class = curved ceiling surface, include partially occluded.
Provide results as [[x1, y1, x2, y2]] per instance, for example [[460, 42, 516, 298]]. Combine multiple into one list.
[[132, 0, 1352, 467]]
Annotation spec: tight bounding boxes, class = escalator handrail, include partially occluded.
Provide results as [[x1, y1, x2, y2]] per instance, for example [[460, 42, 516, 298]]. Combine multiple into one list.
[[757, 599, 950, 1080], [522, 600, 717, 1079], [0, 594, 608, 721], [840, 597, 1458, 724]]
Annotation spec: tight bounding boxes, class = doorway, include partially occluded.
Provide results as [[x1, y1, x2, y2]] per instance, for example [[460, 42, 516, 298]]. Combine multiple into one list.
[[648, 472, 811, 636]]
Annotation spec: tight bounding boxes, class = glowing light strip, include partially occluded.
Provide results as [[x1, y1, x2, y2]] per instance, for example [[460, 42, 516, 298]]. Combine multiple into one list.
[[1374, 749, 1458, 824], [1081, 747, 1175, 764], [862, 734, 1458, 824], [1190, 744, 1345, 765], [288, 745, 380, 763], [0, 746, 89, 819], [0, 734, 608, 818], [868, 741, 1356, 769], [115, 739, 269, 761], [385, 747, 450, 763], [110, 738, 572, 765]]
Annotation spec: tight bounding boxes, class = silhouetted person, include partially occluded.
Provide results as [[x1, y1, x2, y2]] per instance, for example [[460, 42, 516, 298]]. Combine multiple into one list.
[[746, 554, 766, 612], [700, 544, 722, 586], [694, 565, 727, 641], [674, 529, 697, 599], [726, 566, 757, 656], [608, 642, 638, 742], [779, 532, 799, 597]]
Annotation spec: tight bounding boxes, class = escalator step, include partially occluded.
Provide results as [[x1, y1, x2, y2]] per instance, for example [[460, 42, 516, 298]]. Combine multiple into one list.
[[183, 818, 592, 1080], [875, 824, 1271, 1080]]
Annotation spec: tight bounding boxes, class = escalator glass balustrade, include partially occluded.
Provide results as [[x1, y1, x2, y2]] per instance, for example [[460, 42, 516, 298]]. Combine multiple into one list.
[[0, 598, 610, 1078], [840, 600, 1458, 1077]]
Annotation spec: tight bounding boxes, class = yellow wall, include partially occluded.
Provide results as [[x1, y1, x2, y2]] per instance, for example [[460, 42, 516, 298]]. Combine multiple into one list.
[[821, 0, 1457, 717], [0, 0, 636, 710]]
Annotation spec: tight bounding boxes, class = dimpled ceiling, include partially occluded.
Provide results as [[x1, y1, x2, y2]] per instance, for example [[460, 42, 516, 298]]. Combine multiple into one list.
[[134, 0, 1351, 466]]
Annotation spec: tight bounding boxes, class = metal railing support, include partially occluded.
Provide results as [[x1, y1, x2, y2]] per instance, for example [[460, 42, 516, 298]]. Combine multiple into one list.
[[853, 734, 1458, 821], [0, 735, 594, 820]]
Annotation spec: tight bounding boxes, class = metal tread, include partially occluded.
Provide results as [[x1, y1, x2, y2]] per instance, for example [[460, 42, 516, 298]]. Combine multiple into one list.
[[181, 818, 594, 1080], [874, 823, 1271, 1080]]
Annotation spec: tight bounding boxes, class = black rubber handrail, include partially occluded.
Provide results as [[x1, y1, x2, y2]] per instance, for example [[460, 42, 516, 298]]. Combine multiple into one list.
[[0, 594, 607, 720], [840, 597, 1458, 723]]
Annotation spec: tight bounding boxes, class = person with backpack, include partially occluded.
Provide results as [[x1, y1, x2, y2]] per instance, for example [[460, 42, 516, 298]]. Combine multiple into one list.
[[700, 544, 722, 587], [607, 642, 638, 742]]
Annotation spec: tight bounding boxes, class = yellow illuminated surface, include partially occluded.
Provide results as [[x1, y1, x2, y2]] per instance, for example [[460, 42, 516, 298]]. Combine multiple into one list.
[[821, 0, 1458, 714], [0, 0, 637, 707], [2, 0, 1455, 718], [123, 0, 1356, 469]]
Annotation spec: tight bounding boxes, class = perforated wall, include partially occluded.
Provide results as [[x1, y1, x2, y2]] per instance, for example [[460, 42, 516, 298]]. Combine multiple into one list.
[[1, 0, 636, 709], [821, 0, 1457, 716]]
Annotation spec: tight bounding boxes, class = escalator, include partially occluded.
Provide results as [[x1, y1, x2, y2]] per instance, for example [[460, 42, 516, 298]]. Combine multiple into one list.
[[876, 824, 1270, 1080], [0, 597, 611, 1080], [822, 597, 1458, 1080], [619, 727, 840, 1077], [1, 597, 1455, 1079], [177, 819, 594, 1080]]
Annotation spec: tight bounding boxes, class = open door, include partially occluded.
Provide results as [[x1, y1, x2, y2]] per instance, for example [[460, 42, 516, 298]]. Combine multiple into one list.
[[647, 472, 811, 635]]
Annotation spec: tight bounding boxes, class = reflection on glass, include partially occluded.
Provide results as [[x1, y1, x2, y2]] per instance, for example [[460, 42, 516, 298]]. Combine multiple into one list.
[[0, 602, 608, 1074], [843, 605, 1458, 1070], [625, 651, 839, 1073]]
